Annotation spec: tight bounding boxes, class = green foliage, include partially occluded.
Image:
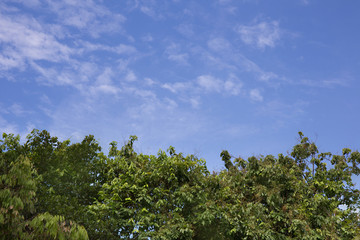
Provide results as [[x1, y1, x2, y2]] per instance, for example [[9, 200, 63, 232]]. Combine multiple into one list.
[[0, 132, 88, 240], [28, 213, 88, 240], [90, 139, 209, 239], [24, 130, 102, 238], [1, 130, 360, 239], [207, 132, 360, 239], [0, 133, 36, 239]]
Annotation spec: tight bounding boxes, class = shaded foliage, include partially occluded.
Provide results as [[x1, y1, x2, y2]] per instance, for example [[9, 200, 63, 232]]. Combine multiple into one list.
[[0, 133, 88, 240]]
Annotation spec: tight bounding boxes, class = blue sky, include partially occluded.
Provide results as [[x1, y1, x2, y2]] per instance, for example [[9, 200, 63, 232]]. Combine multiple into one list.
[[1, 0, 359, 170]]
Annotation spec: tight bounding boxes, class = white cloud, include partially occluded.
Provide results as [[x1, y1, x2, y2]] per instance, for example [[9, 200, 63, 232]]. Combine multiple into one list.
[[9, 103, 27, 116], [165, 43, 189, 65], [207, 37, 231, 52], [322, 79, 348, 87], [0, 2, 139, 100], [199, 50, 236, 71], [144, 77, 156, 86], [31, 60, 123, 98], [3, 0, 41, 8], [168, 53, 189, 65], [142, 34, 153, 42], [160, 74, 244, 109], [236, 20, 281, 49], [125, 71, 137, 82], [162, 82, 192, 93], [96, 68, 113, 85], [197, 75, 222, 92], [196, 42, 279, 85], [224, 80, 242, 95], [44, 0, 126, 37], [124, 87, 157, 99], [161, 74, 243, 107], [176, 24, 194, 38], [128, 0, 163, 20], [3, 0, 127, 37], [79, 41, 136, 55], [0, 14, 73, 70], [299, 78, 348, 88], [187, 97, 201, 109], [218, 0, 232, 4], [0, 115, 18, 134], [140, 6, 157, 18], [301, 0, 310, 5], [0, 54, 23, 70], [239, 56, 278, 82], [249, 89, 263, 102], [30, 62, 84, 88], [196, 74, 243, 95], [88, 68, 121, 96], [40, 94, 52, 105], [89, 84, 120, 95]]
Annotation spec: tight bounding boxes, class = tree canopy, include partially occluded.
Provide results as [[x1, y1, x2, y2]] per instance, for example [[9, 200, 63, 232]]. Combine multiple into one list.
[[1, 130, 359, 239]]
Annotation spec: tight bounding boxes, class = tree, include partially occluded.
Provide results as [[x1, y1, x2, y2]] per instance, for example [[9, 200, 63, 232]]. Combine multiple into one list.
[[205, 132, 360, 239], [0, 133, 88, 240], [1, 130, 360, 239], [24, 129, 103, 239], [89, 137, 210, 239]]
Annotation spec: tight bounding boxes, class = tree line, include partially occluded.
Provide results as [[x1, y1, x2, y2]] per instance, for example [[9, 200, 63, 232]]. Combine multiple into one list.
[[1, 129, 360, 239]]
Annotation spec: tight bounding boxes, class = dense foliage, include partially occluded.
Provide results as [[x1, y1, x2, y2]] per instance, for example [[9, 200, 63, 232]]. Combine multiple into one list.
[[0, 132, 88, 240], [1, 130, 360, 239]]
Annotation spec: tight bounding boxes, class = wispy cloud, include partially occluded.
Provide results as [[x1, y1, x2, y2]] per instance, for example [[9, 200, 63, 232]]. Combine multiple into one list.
[[0, 102, 31, 117], [127, 0, 164, 20], [3, 0, 127, 37], [142, 34, 153, 42], [0, 14, 73, 70], [176, 23, 194, 38], [196, 74, 242, 95], [236, 20, 281, 49], [298, 78, 349, 88], [144, 77, 157, 86], [224, 74, 243, 95], [259, 100, 308, 119], [45, 0, 126, 37], [125, 71, 137, 82], [196, 75, 223, 92], [0, 115, 18, 134], [162, 74, 243, 97], [140, 6, 157, 19], [207, 37, 231, 52], [165, 43, 189, 65], [249, 89, 263, 102], [300, 0, 310, 5], [9, 103, 29, 116], [0, 1, 139, 100], [161, 73, 244, 108], [202, 37, 280, 84], [5, 0, 41, 8], [238, 56, 279, 82], [123, 87, 157, 99], [89, 68, 120, 96], [30, 62, 85, 88], [79, 41, 137, 55], [162, 82, 192, 94]]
